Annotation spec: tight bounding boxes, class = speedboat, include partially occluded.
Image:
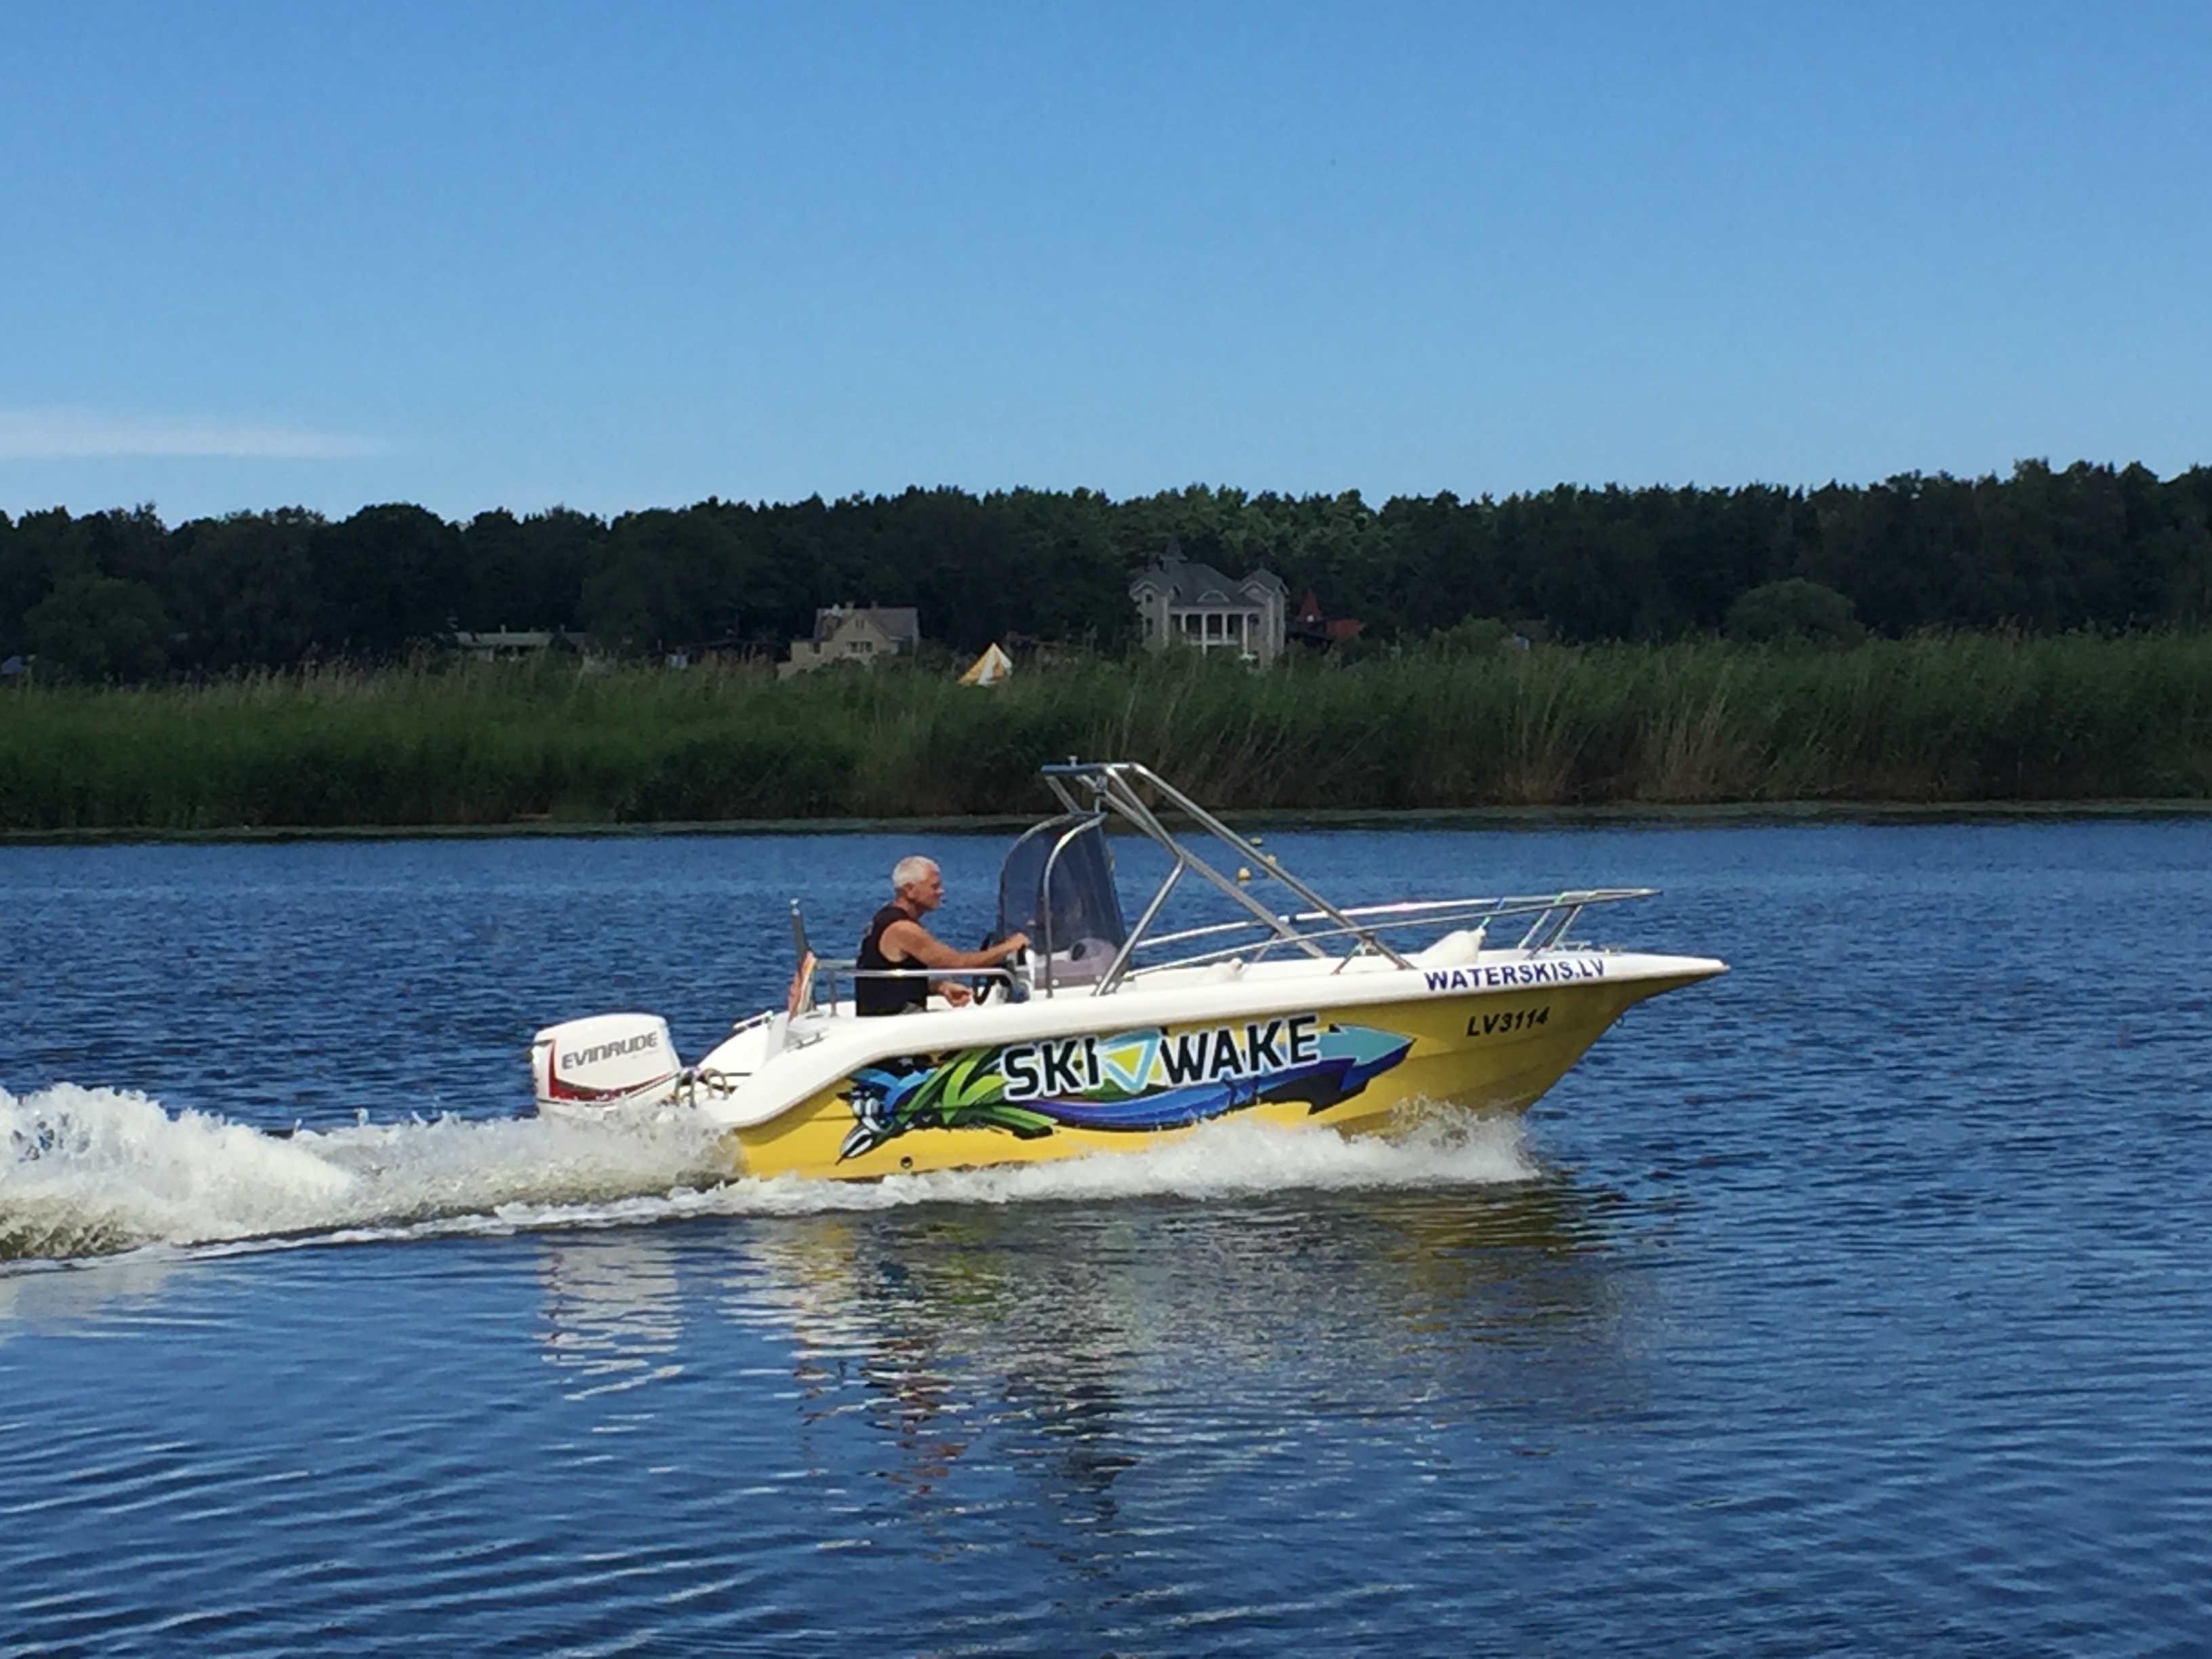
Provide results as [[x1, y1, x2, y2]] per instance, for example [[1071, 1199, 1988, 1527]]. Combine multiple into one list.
[[529, 761, 1726, 1180]]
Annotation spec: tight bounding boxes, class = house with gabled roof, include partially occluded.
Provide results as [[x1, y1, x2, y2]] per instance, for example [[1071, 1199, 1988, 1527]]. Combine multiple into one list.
[[777, 603, 921, 679], [1128, 541, 1288, 663], [1288, 590, 1363, 651]]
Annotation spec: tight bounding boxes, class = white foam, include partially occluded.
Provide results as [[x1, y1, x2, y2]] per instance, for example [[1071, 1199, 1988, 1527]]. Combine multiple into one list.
[[3, 1084, 356, 1258], [1, 1083, 726, 1261], [753, 1111, 1541, 1213], [1, 1082, 1537, 1263]]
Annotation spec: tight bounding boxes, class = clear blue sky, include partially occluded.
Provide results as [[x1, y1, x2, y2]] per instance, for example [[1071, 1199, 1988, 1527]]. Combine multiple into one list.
[[3, 1, 2207, 522]]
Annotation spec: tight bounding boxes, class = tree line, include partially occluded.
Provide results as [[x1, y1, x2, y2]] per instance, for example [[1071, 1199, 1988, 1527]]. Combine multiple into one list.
[[4, 460, 2211, 682]]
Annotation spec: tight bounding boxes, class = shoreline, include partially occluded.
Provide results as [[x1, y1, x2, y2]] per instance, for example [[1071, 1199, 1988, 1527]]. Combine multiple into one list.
[[7, 796, 2211, 847], [8, 636, 2210, 835]]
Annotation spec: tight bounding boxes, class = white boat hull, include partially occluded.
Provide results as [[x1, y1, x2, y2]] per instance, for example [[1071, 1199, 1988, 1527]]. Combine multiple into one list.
[[674, 948, 1723, 1181]]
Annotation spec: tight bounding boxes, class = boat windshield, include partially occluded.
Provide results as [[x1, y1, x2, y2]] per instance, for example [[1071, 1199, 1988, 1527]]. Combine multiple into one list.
[[996, 817, 1128, 988]]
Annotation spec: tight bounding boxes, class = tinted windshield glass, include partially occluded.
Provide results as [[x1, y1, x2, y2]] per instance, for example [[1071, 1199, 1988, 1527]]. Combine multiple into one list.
[[996, 820, 1127, 979]]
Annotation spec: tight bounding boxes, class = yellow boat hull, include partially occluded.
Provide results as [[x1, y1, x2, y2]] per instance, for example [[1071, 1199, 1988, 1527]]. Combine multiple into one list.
[[721, 970, 1705, 1182]]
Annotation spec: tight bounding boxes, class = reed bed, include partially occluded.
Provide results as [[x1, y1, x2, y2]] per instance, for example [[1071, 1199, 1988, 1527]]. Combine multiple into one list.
[[3, 633, 2209, 832]]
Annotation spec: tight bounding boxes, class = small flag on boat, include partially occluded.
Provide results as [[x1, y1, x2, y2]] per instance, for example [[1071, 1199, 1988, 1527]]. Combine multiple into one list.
[[786, 949, 819, 1017]]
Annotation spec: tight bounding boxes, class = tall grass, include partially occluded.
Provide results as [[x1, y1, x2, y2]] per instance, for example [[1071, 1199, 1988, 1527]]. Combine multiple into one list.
[[3, 634, 2209, 832]]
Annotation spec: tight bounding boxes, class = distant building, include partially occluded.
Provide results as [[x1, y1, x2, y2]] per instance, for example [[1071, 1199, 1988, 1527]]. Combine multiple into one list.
[[1288, 590, 1363, 651], [1128, 543, 1288, 663], [452, 628, 584, 660], [675, 638, 773, 674], [778, 604, 921, 679]]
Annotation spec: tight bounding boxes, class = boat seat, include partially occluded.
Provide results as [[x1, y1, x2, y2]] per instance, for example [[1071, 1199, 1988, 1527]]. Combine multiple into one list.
[[1414, 927, 1488, 967]]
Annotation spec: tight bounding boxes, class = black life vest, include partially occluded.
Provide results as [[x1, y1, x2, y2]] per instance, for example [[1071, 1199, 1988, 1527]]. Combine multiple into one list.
[[856, 902, 928, 1017]]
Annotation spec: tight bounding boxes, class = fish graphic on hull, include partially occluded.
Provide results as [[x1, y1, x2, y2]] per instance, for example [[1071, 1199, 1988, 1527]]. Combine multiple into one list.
[[838, 1017, 1414, 1161]]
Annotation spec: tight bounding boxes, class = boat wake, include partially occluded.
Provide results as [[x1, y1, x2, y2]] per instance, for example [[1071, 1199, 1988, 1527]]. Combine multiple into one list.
[[1, 1082, 1539, 1265]]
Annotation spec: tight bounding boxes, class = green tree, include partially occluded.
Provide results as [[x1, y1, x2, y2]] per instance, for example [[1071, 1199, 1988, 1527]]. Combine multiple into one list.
[[166, 510, 321, 671], [1725, 578, 1864, 647], [25, 573, 173, 681], [455, 506, 604, 633], [310, 504, 464, 656]]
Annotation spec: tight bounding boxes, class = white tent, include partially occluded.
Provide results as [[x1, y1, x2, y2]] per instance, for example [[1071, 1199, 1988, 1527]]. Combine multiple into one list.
[[958, 642, 1015, 686]]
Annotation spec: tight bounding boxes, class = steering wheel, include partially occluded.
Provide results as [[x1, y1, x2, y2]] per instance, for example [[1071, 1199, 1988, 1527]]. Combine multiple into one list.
[[972, 930, 1008, 1004], [971, 932, 1029, 1004]]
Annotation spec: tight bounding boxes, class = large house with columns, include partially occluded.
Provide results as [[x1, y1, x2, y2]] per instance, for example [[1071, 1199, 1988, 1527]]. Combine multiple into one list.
[[1128, 544, 1288, 663]]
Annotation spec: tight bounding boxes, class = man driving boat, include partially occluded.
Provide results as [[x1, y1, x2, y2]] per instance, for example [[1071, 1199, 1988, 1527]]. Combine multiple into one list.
[[855, 855, 1029, 1015]]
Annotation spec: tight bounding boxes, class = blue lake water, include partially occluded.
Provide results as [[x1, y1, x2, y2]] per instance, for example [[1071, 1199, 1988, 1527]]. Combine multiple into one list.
[[3, 819, 2209, 1654]]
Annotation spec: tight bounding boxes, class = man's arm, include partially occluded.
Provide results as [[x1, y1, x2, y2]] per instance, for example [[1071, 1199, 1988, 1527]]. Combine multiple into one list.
[[878, 920, 1028, 970]]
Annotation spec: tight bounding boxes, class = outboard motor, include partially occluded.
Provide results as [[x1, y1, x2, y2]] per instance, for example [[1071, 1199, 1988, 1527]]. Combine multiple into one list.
[[531, 1012, 683, 1115]]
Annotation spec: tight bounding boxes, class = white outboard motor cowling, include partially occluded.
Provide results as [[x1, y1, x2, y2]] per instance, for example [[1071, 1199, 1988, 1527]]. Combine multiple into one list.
[[532, 1012, 683, 1115]]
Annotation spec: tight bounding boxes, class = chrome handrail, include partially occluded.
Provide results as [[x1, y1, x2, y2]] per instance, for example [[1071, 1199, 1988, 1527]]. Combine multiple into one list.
[[827, 960, 1015, 983], [1037, 814, 1108, 996], [1133, 889, 1658, 956], [807, 959, 1017, 1012], [1115, 888, 1654, 978]]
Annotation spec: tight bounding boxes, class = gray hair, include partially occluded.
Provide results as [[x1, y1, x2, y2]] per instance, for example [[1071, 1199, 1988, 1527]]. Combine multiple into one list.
[[891, 855, 937, 893]]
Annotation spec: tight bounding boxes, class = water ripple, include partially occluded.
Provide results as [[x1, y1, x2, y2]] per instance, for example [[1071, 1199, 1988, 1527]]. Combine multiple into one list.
[[3, 823, 2211, 1651]]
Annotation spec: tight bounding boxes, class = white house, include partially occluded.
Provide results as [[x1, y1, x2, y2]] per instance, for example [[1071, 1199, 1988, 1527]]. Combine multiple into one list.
[[778, 604, 921, 679], [1128, 545, 1288, 663]]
